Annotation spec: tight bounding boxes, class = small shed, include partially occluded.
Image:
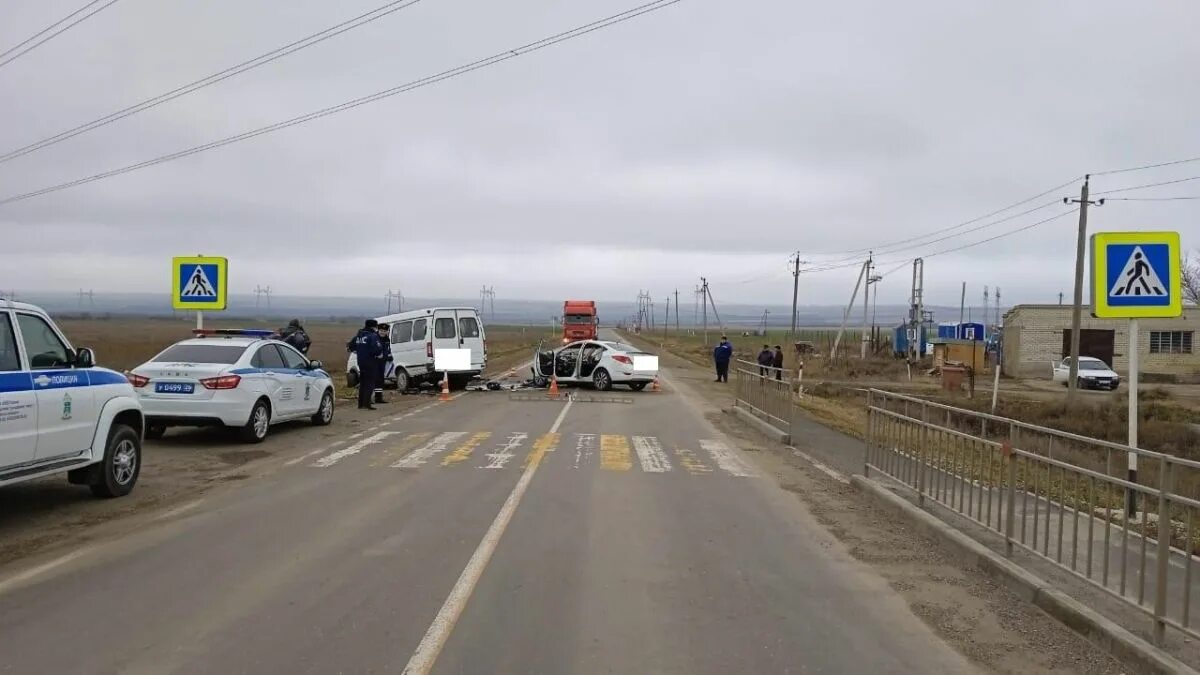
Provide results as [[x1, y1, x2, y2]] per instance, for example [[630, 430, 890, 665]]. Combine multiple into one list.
[[931, 338, 986, 373]]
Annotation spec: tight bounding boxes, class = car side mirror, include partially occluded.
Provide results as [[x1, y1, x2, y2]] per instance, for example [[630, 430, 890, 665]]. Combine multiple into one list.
[[308, 360, 324, 370], [75, 347, 96, 369]]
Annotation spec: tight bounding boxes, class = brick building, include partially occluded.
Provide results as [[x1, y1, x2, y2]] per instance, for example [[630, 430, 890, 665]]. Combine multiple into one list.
[[1001, 304, 1199, 378]]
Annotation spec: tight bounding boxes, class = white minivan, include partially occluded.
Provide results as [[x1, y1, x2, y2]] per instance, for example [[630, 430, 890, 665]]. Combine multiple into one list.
[[346, 307, 486, 391]]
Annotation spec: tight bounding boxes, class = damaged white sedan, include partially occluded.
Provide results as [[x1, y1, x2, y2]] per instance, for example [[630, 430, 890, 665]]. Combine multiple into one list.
[[533, 340, 658, 391]]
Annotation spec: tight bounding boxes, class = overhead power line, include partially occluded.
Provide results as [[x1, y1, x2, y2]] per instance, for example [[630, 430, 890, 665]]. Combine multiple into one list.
[[0, 0, 122, 70], [1091, 155, 1200, 177], [0, 0, 425, 165], [1105, 195, 1200, 201], [0, 0, 685, 208], [1092, 174, 1200, 197]]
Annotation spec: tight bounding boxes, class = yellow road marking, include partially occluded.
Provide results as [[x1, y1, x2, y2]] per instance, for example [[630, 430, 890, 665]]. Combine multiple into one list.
[[673, 446, 713, 474], [369, 432, 433, 467], [523, 433, 561, 468], [600, 434, 632, 471], [442, 432, 491, 466]]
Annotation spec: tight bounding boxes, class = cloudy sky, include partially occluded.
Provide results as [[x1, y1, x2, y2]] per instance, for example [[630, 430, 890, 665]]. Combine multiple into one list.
[[1, 0, 1198, 307]]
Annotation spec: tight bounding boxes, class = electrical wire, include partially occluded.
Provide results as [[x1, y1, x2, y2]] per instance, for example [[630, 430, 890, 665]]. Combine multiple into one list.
[[0, 0, 121, 70], [1091, 155, 1200, 177], [1104, 196, 1200, 201], [0, 0, 685, 208], [923, 208, 1077, 258], [0, 0, 425, 165], [1092, 175, 1200, 197]]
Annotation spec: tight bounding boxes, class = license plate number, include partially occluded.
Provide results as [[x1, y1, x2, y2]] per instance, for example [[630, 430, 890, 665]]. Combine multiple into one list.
[[155, 382, 194, 394]]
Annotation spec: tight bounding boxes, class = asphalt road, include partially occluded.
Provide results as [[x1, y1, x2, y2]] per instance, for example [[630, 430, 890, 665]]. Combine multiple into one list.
[[0, 335, 978, 674]]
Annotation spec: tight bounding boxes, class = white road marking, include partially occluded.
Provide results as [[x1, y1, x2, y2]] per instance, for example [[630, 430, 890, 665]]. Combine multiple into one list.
[[573, 433, 596, 469], [312, 431, 398, 468], [402, 399, 573, 675], [482, 433, 527, 469], [392, 432, 468, 468], [632, 436, 672, 473], [700, 439, 757, 477], [285, 441, 346, 467], [154, 499, 205, 521], [0, 547, 94, 596], [787, 445, 849, 484]]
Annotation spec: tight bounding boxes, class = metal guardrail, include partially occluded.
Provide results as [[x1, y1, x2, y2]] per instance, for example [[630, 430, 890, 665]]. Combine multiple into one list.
[[865, 388, 1199, 644], [732, 359, 794, 438]]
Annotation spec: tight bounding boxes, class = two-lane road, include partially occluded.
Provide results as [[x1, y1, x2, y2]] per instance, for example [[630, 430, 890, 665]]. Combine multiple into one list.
[[0, 339, 976, 674]]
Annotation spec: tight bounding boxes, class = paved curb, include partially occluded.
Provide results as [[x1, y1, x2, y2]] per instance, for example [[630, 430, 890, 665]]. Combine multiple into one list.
[[726, 406, 790, 444], [850, 475, 1198, 675]]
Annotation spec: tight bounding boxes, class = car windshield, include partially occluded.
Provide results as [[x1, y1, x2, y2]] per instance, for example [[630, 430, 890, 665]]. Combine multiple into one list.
[[1078, 361, 1109, 371], [151, 343, 246, 364]]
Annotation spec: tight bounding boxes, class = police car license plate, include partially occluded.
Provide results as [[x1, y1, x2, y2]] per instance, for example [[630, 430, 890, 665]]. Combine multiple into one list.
[[155, 382, 195, 394]]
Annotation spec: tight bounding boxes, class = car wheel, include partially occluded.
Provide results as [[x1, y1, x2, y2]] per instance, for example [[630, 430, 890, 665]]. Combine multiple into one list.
[[89, 424, 141, 498], [593, 368, 612, 391], [394, 368, 409, 392], [311, 389, 334, 426], [347, 369, 359, 388], [628, 382, 647, 392], [239, 399, 271, 443], [144, 424, 166, 440], [1076, 377, 1087, 390]]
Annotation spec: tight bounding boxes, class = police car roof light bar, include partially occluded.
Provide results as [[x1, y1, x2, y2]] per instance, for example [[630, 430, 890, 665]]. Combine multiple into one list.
[[191, 328, 276, 338]]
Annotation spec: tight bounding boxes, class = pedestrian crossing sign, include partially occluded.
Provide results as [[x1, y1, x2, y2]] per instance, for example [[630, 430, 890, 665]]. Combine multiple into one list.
[[1090, 232, 1181, 318], [172, 256, 228, 310]]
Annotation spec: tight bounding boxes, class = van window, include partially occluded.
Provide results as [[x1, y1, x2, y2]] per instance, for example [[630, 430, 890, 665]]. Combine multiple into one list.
[[392, 321, 413, 344], [459, 317, 480, 338], [0, 314, 20, 372], [434, 318, 456, 339], [16, 313, 71, 369], [412, 318, 427, 341]]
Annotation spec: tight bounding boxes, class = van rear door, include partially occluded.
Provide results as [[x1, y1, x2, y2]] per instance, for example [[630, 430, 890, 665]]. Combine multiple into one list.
[[456, 311, 485, 373], [431, 310, 459, 369]]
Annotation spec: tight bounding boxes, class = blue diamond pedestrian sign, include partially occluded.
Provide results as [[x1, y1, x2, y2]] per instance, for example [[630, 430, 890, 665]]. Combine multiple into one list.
[[172, 256, 228, 310], [1090, 232, 1181, 318]]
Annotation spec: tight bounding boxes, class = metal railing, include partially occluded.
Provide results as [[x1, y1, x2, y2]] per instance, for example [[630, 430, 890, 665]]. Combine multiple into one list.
[[865, 389, 1199, 644], [732, 359, 794, 439]]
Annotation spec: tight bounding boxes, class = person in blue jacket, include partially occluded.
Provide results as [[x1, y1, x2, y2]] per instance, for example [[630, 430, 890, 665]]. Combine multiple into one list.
[[713, 336, 733, 383], [353, 319, 384, 410]]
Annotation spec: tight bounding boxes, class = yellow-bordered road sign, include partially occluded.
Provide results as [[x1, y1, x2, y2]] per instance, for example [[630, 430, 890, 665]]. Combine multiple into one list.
[[1090, 231, 1181, 318], [172, 256, 228, 310]]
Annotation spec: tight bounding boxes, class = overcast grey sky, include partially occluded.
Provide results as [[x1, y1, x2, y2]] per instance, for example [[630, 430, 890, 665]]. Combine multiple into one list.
[[1, 0, 1197, 306]]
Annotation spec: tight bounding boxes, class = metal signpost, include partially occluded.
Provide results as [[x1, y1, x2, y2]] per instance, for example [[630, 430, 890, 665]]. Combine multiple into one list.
[[172, 256, 229, 328], [1090, 231, 1182, 516]]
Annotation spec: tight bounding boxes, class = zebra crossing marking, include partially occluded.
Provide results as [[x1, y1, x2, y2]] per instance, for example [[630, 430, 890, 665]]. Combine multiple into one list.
[[392, 432, 467, 469], [483, 433, 527, 469], [442, 432, 491, 466], [632, 436, 671, 473], [600, 434, 632, 471]]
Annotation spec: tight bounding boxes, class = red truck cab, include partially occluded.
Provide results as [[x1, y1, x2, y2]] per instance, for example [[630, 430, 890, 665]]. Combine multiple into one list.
[[562, 300, 598, 343]]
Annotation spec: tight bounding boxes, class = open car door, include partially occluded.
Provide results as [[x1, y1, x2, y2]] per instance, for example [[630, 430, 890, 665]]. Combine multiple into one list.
[[1051, 358, 1069, 383]]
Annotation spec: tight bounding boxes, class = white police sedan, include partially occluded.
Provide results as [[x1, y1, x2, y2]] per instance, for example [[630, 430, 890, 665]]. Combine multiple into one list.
[[127, 329, 335, 443]]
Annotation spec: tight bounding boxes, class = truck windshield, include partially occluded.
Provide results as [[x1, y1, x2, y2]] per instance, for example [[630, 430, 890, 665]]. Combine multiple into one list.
[[564, 314, 594, 324]]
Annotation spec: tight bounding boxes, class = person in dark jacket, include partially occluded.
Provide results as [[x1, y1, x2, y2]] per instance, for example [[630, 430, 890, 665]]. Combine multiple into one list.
[[757, 344, 774, 377], [772, 345, 785, 380], [278, 319, 311, 354], [353, 319, 384, 410], [712, 336, 733, 382], [374, 323, 392, 404]]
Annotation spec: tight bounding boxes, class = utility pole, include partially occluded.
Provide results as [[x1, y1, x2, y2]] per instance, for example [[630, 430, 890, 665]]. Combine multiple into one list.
[[983, 285, 990, 335], [788, 251, 805, 339], [1058, 292, 1064, 305], [958, 281, 967, 338], [861, 253, 873, 358], [705, 281, 723, 334], [700, 277, 709, 345], [867, 269, 882, 353], [908, 258, 925, 363], [1064, 176, 1104, 404], [479, 286, 495, 320], [664, 296, 670, 338], [995, 287, 1001, 329], [832, 259, 869, 360], [674, 288, 680, 332]]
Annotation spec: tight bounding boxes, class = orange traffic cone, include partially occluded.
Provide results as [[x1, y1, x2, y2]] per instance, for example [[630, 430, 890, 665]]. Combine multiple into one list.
[[547, 374, 559, 398], [439, 374, 451, 402]]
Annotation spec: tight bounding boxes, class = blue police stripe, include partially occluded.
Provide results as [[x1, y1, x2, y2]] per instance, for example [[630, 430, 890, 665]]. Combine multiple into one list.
[[230, 367, 329, 379], [0, 372, 34, 393], [88, 369, 129, 386], [0, 368, 127, 393]]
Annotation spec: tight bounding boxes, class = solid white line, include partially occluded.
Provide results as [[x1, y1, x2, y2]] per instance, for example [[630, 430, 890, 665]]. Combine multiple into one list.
[[0, 547, 93, 596], [392, 432, 467, 469], [153, 499, 205, 521], [632, 436, 671, 473], [312, 431, 398, 468], [402, 399, 572, 675], [786, 445, 849, 484], [700, 439, 757, 478]]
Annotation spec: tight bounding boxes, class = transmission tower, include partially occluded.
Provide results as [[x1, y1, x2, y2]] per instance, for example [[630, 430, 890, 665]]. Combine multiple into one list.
[[77, 288, 95, 311], [479, 286, 495, 321], [385, 289, 405, 314], [254, 285, 272, 311]]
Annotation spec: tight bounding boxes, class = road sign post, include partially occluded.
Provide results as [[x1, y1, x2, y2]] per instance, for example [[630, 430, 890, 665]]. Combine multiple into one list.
[[1090, 231, 1181, 517], [172, 256, 228, 330]]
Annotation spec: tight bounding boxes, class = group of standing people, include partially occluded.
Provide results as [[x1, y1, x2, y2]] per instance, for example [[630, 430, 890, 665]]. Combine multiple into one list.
[[349, 319, 393, 410], [711, 336, 784, 382]]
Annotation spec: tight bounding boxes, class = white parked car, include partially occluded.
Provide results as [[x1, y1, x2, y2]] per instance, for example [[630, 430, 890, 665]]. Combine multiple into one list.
[[129, 329, 335, 443], [346, 307, 487, 391], [532, 340, 658, 391], [1051, 356, 1121, 390], [0, 301, 144, 497]]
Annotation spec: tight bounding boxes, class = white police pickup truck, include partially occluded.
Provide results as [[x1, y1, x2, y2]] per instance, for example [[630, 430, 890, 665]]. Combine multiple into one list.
[[0, 301, 144, 498]]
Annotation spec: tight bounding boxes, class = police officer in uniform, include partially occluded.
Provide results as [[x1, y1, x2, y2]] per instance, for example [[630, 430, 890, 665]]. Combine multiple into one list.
[[374, 323, 392, 404], [353, 319, 384, 410]]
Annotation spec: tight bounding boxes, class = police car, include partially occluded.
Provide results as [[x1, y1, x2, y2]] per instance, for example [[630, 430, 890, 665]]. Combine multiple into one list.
[[0, 301, 144, 498], [128, 329, 335, 443]]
